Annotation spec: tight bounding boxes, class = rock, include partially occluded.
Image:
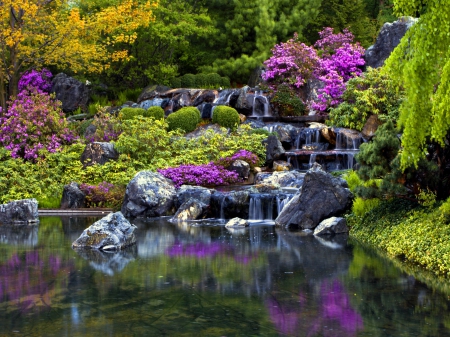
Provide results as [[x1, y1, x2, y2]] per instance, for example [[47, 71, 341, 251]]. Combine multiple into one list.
[[60, 182, 86, 209], [72, 212, 136, 250], [250, 183, 280, 193], [275, 163, 352, 229], [83, 124, 96, 141], [313, 217, 349, 236], [273, 160, 292, 172], [265, 135, 286, 165], [225, 217, 249, 228], [334, 128, 364, 150], [80, 142, 119, 167], [192, 90, 217, 106], [239, 113, 247, 123], [0, 199, 39, 224], [210, 190, 250, 219], [171, 91, 192, 112], [137, 85, 171, 103], [243, 119, 266, 129], [172, 198, 206, 221], [175, 185, 212, 209], [248, 67, 264, 87], [121, 171, 176, 218], [198, 103, 213, 119], [234, 86, 252, 115], [256, 171, 305, 188], [228, 160, 250, 180], [265, 123, 302, 144], [361, 114, 382, 139], [51, 73, 90, 113], [365, 17, 418, 69]]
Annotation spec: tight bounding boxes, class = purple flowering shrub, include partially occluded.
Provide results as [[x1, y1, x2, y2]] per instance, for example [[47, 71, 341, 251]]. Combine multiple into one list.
[[0, 88, 77, 160], [18, 68, 53, 93], [79, 181, 125, 209], [214, 149, 259, 169], [262, 28, 365, 112], [158, 162, 241, 188], [262, 33, 318, 91], [312, 28, 365, 111]]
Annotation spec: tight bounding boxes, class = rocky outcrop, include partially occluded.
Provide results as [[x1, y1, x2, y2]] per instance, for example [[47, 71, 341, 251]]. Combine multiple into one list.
[[60, 182, 86, 209], [225, 217, 249, 228], [273, 160, 292, 172], [313, 217, 349, 236], [80, 142, 119, 167], [265, 135, 286, 165], [0, 199, 39, 224], [361, 114, 382, 139], [210, 190, 250, 219], [365, 17, 418, 69], [275, 163, 352, 229], [256, 171, 305, 189], [227, 160, 250, 180], [172, 198, 206, 221], [51, 73, 90, 113], [175, 185, 212, 209], [121, 171, 176, 218], [72, 212, 136, 250]]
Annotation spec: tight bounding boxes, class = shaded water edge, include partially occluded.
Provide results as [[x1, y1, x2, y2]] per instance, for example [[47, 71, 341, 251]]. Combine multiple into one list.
[[348, 236, 450, 295]]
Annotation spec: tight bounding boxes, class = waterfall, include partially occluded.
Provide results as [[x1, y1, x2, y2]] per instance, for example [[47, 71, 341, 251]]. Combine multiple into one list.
[[248, 193, 294, 221], [251, 91, 269, 117], [276, 194, 294, 214], [308, 154, 317, 168]]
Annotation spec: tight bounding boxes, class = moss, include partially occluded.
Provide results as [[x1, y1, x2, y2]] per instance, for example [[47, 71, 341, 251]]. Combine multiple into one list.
[[349, 198, 450, 276]]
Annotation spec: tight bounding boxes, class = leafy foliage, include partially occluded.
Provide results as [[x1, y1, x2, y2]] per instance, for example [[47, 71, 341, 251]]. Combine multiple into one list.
[[80, 181, 125, 209], [327, 67, 403, 130], [86, 109, 122, 142], [166, 107, 201, 133], [118, 107, 147, 120], [144, 106, 165, 119], [212, 106, 240, 131], [0, 88, 77, 160], [382, 3, 450, 169], [271, 85, 306, 116]]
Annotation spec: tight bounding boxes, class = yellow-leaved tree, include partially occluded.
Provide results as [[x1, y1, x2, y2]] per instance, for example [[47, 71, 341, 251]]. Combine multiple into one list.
[[0, 0, 157, 110]]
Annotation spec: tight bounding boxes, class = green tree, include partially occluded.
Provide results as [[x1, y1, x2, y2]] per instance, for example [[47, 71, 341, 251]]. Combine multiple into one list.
[[383, 1, 450, 169], [202, 0, 322, 84]]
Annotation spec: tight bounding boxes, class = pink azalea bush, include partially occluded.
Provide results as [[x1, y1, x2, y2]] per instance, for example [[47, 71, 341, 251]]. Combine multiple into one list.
[[262, 28, 365, 112], [214, 149, 259, 169], [0, 88, 77, 160]]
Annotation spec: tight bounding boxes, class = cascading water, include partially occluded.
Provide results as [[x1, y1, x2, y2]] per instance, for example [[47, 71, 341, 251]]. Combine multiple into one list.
[[248, 193, 294, 221], [250, 91, 270, 117]]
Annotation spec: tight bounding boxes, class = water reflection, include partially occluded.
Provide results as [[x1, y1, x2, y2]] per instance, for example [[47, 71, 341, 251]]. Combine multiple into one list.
[[0, 216, 449, 336]]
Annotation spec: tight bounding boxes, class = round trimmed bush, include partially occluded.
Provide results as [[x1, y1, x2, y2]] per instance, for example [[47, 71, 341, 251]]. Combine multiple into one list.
[[118, 107, 146, 120], [181, 74, 196, 88], [166, 107, 201, 133], [170, 77, 182, 88], [144, 106, 164, 120], [212, 106, 240, 131]]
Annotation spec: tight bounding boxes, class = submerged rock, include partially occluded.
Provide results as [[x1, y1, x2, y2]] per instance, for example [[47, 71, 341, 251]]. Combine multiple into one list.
[[313, 217, 349, 236], [72, 211, 136, 250], [275, 163, 352, 229], [0, 199, 39, 224], [121, 171, 176, 218]]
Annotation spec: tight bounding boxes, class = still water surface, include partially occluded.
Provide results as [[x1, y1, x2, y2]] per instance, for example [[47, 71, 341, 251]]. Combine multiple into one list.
[[1, 216, 450, 336]]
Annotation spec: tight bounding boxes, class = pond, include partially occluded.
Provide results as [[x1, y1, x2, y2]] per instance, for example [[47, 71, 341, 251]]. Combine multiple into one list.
[[1, 216, 450, 336]]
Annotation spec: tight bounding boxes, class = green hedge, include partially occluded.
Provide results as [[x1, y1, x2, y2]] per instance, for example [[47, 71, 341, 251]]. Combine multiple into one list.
[[212, 106, 240, 131], [166, 107, 201, 133], [144, 106, 165, 120], [118, 107, 147, 120]]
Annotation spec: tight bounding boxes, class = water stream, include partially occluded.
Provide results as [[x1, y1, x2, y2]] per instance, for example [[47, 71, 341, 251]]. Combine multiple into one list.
[[1, 216, 450, 336]]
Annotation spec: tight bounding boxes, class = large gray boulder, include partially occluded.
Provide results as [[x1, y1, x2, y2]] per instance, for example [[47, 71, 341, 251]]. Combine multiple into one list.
[[51, 73, 90, 113], [72, 212, 136, 250], [171, 198, 206, 222], [80, 142, 119, 167], [121, 171, 176, 218], [175, 185, 212, 209], [0, 199, 39, 224], [365, 17, 418, 69], [256, 171, 305, 189], [60, 182, 86, 209], [265, 135, 286, 165], [275, 163, 352, 229]]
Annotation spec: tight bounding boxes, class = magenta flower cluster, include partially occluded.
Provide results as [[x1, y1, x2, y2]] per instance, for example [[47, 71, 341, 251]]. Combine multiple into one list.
[[262, 28, 365, 111], [262, 33, 319, 90], [0, 88, 77, 160], [215, 149, 259, 169], [18, 68, 53, 93], [158, 162, 241, 188], [312, 28, 365, 111]]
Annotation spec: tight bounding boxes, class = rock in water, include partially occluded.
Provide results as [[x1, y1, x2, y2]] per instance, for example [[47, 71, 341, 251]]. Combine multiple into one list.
[[313, 217, 349, 236], [72, 212, 137, 250], [121, 171, 176, 218], [0, 199, 39, 224], [225, 217, 249, 228], [275, 163, 352, 229]]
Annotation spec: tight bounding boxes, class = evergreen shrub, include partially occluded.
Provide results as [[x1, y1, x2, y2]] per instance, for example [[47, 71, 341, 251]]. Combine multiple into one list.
[[143, 106, 165, 120], [166, 107, 201, 133], [170, 77, 182, 88], [118, 107, 147, 120], [181, 74, 196, 88], [212, 106, 240, 131], [271, 85, 306, 116]]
